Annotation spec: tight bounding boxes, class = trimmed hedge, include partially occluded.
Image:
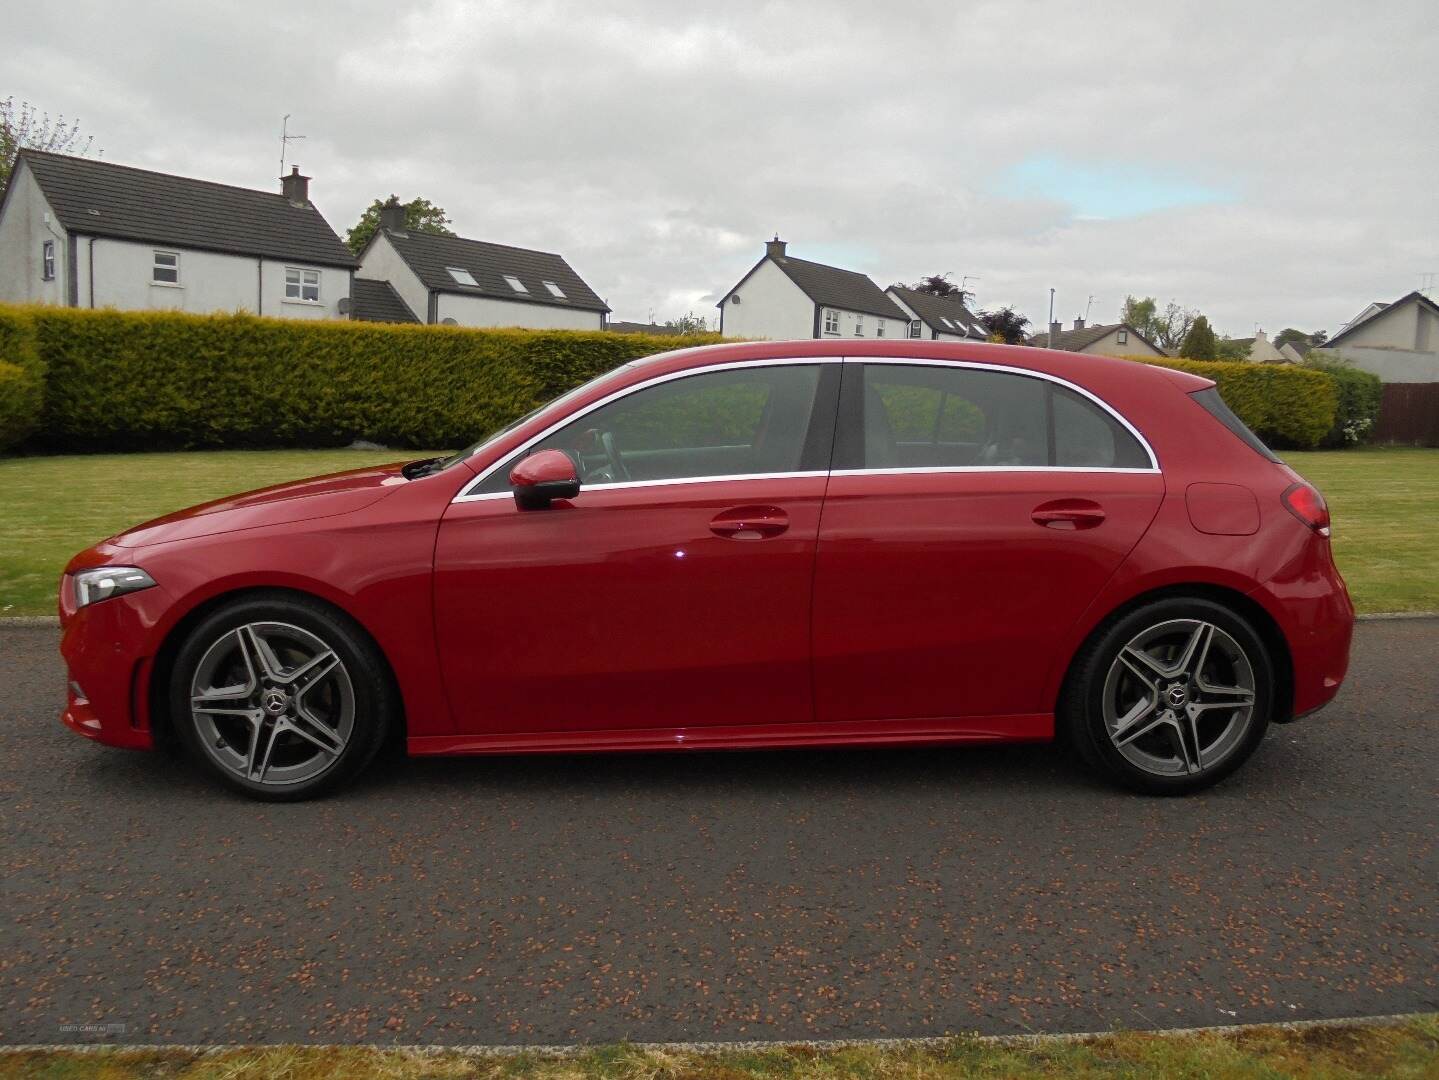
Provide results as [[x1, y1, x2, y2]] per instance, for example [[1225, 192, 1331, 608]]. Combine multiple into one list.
[[0, 307, 43, 450], [1122, 355, 1339, 449], [1303, 356, 1382, 447], [15, 307, 720, 452]]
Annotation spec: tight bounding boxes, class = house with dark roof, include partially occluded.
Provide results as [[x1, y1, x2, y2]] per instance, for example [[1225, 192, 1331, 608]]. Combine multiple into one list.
[[885, 285, 989, 341], [1027, 318, 1163, 358], [353, 201, 608, 328], [0, 151, 356, 319], [1318, 290, 1439, 383], [716, 237, 909, 340]]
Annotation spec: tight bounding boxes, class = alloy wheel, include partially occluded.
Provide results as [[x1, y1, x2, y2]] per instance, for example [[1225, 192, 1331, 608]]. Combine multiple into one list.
[[1101, 618, 1257, 777], [189, 621, 355, 787]]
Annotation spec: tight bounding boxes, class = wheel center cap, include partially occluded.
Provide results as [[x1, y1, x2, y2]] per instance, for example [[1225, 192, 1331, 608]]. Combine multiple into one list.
[[262, 688, 290, 716], [1165, 683, 1189, 708]]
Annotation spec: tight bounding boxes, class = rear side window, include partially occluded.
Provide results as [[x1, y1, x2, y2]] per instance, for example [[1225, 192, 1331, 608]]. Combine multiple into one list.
[[1190, 386, 1279, 462], [839, 364, 1151, 470]]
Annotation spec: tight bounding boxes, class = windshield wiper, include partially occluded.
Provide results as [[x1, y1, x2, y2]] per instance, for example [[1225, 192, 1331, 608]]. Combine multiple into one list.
[[401, 456, 446, 480]]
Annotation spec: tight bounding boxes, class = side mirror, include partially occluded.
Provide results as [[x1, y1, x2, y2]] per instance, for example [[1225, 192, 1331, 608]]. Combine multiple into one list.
[[510, 449, 580, 510]]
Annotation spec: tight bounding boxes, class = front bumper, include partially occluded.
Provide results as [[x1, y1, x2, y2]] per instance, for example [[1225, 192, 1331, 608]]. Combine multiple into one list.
[[58, 572, 169, 751]]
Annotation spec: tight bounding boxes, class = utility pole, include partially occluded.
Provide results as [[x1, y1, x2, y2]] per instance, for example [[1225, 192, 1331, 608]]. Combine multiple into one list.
[[1047, 288, 1056, 348]]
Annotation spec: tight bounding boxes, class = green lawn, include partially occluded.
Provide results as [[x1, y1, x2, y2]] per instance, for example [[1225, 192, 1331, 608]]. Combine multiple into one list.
[[2, 1017, 1435, 1079], [0, 446, 1434, 618]]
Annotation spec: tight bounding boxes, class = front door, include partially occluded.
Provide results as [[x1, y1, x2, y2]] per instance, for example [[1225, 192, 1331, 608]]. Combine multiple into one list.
[[811, 360, 1164, 728], [434, 361, 839, 736]]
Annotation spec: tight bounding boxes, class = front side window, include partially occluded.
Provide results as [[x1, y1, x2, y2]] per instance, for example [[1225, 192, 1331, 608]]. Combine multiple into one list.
[[840, 363, 1148, 470], [478, 364, 825, 493], [854, 315, 864, 337], [823, 308, 839, 334], [909, 320, 922, 338], [152, 250, 179, 284], [876, 320, 885, 338], [42, 240, 55, 281], [286, 268, 321, 301], [1117, 330, 1129, 345]]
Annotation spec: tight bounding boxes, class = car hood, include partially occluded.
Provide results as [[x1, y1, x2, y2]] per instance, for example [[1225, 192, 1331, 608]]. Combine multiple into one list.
[[109, 463, 411, 548]]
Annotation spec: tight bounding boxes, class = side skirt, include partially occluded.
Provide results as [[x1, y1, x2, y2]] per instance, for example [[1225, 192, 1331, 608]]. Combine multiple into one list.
[[407, 714, 1053, 756]]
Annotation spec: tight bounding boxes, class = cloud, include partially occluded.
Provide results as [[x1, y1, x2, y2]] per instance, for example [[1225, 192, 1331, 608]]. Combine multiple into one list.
[[4, 0, 1436, 337]]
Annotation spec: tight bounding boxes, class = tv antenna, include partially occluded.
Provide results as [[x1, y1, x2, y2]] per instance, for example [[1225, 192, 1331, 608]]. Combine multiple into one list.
[[960, 275, 979, 305], [279, 114, 306, 175], [1085, 295, 1096, 321]]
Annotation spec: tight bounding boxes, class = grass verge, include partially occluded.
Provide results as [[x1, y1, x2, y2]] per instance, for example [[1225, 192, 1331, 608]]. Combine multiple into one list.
[[0, 446, 1434, 618], [2, 1015, 1435, 1079]]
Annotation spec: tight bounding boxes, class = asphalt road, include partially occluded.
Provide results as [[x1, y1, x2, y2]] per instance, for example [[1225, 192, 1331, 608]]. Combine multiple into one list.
[[1, 620, 1434, 1047]]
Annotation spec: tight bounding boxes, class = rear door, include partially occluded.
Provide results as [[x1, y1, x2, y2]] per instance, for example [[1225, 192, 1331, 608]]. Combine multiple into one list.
[[811, 359, 1164, 728]]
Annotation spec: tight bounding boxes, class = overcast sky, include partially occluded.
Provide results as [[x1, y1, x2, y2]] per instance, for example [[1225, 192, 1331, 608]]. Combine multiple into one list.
[[8, 0, 1436, 335]]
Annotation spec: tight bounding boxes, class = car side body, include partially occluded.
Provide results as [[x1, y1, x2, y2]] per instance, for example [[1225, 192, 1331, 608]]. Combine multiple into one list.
[[58, 339, 1354, 794]]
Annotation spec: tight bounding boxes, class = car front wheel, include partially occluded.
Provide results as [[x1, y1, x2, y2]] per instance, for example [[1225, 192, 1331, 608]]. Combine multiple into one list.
[[1062, 597, 1274, 794], [170, 594, 394, 801]]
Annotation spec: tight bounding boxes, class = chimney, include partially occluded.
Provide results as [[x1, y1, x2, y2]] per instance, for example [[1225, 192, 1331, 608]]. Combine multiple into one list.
[[1050, 320, 1062, 339], [1073, 317, 1086, 331], [378, 196, 407, 234], [280, 165, 310, 207], [1254, 328, 1268, 342], [765, 234, 787, 260]]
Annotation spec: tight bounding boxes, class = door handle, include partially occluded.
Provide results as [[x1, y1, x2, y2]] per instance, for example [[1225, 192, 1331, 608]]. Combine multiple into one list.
[[710, 505, 790, 540], [1031, 500, 1106, 530]]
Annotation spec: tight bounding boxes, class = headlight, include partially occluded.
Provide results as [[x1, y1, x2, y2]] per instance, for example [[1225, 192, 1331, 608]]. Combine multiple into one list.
[[72, 567, 157, 608]]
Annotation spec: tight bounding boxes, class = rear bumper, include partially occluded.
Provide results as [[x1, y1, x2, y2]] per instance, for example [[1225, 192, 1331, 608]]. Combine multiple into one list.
[[1250, 542, 1355, 720]]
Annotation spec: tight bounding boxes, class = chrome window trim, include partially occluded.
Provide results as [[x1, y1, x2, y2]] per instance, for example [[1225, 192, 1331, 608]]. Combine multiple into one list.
[[453, 357, 839, 502], [854, 356, 1160, 473], [450, 353, 1161, 505]]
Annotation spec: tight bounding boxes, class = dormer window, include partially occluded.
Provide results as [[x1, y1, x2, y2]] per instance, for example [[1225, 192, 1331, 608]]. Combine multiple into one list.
[[42, 240, 55, 281], [503, 275, 528, 293], [152, 250, 181, 285], [542, 280, 566, 299], [447, 267, 478, 286]]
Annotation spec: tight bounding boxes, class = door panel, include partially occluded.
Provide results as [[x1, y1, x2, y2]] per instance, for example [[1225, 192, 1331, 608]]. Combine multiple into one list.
[[435, 476, 826, 734], [811, 470, 1163, 723]]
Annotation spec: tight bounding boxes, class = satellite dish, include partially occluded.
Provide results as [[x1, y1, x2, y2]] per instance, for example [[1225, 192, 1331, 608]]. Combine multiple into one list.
[[337, 297, 352, 315], [441, 317, 459, 326]]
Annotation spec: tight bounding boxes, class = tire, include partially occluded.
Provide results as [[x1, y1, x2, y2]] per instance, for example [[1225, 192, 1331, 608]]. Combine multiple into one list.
[[169, 592, 396, 801], [1060, 596, 1274, 795]]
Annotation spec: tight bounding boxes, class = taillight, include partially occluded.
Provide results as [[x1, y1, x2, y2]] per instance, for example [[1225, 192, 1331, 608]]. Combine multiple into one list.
[[1282, 482, 1330, 536]]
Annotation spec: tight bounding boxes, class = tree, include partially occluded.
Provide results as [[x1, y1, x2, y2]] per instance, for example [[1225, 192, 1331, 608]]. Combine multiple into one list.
[[979, 306, 1030, 345], [1120, 295, 1196, 351], [664, 311, 709, 335], [1275, 327, 1328, 352], [909, 273, 959, 297], [1214, 337, 1249, 361], [1178, 315, 1217, 359], [0, 98, 95, 187], [346, 195, 455, 253]]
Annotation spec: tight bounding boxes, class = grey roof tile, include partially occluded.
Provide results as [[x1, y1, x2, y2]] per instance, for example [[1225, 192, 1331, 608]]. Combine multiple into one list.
[[887, 285, 987, 336], [769, 255, 909, 321], [380, 229, 609, 313], [351, 278, 419, 323], [15, 150, 356, 268]]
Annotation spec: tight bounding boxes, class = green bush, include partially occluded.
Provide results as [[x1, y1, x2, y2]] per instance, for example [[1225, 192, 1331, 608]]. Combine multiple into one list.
[[1122, 355, 1339, 449], [0, 307, 44, 450], [14, 307, 721, 452], [1303, 355, 1382, 447]]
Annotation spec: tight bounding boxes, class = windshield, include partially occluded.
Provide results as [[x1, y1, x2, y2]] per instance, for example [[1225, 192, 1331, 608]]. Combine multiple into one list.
[[432, 366, 633, 472]]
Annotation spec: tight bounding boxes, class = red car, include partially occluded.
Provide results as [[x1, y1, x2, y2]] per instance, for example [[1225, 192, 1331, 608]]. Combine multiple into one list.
[[59, 340, 1353, 800]]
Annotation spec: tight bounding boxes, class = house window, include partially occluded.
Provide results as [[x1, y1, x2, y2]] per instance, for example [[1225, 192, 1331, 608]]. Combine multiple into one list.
[[909, 319, 922, 338], [285, 267, 321, 302], [542, 280, 566, 299], [152, 250, 180, 285], [447, 267, 478, 286], [823, 308, 839, 334], [503, 274, 528, 293], [42, 240, 56, 281], [854, 315, 864, 336], [1117, 330, 1129, 345], [876, 321, 885, 338]]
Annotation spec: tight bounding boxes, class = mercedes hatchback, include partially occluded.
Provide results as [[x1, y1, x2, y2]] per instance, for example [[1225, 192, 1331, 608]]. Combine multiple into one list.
[[59, 340, 1354, 800]]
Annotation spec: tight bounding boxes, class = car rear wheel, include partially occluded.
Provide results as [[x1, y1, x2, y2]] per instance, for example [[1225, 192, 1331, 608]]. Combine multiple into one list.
[[170, 594, 394, 801], [1062, 597, 1274, 794]]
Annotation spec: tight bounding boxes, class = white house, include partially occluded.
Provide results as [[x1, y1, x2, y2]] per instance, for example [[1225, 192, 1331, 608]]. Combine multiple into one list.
[[0, 151, 356, 319], [1027, 319, 1164, 358], [1318, 290, 1439, 383], [716, 237, 909, 340], [353, 202, 608, 328], [885, 285, 989, 340]]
